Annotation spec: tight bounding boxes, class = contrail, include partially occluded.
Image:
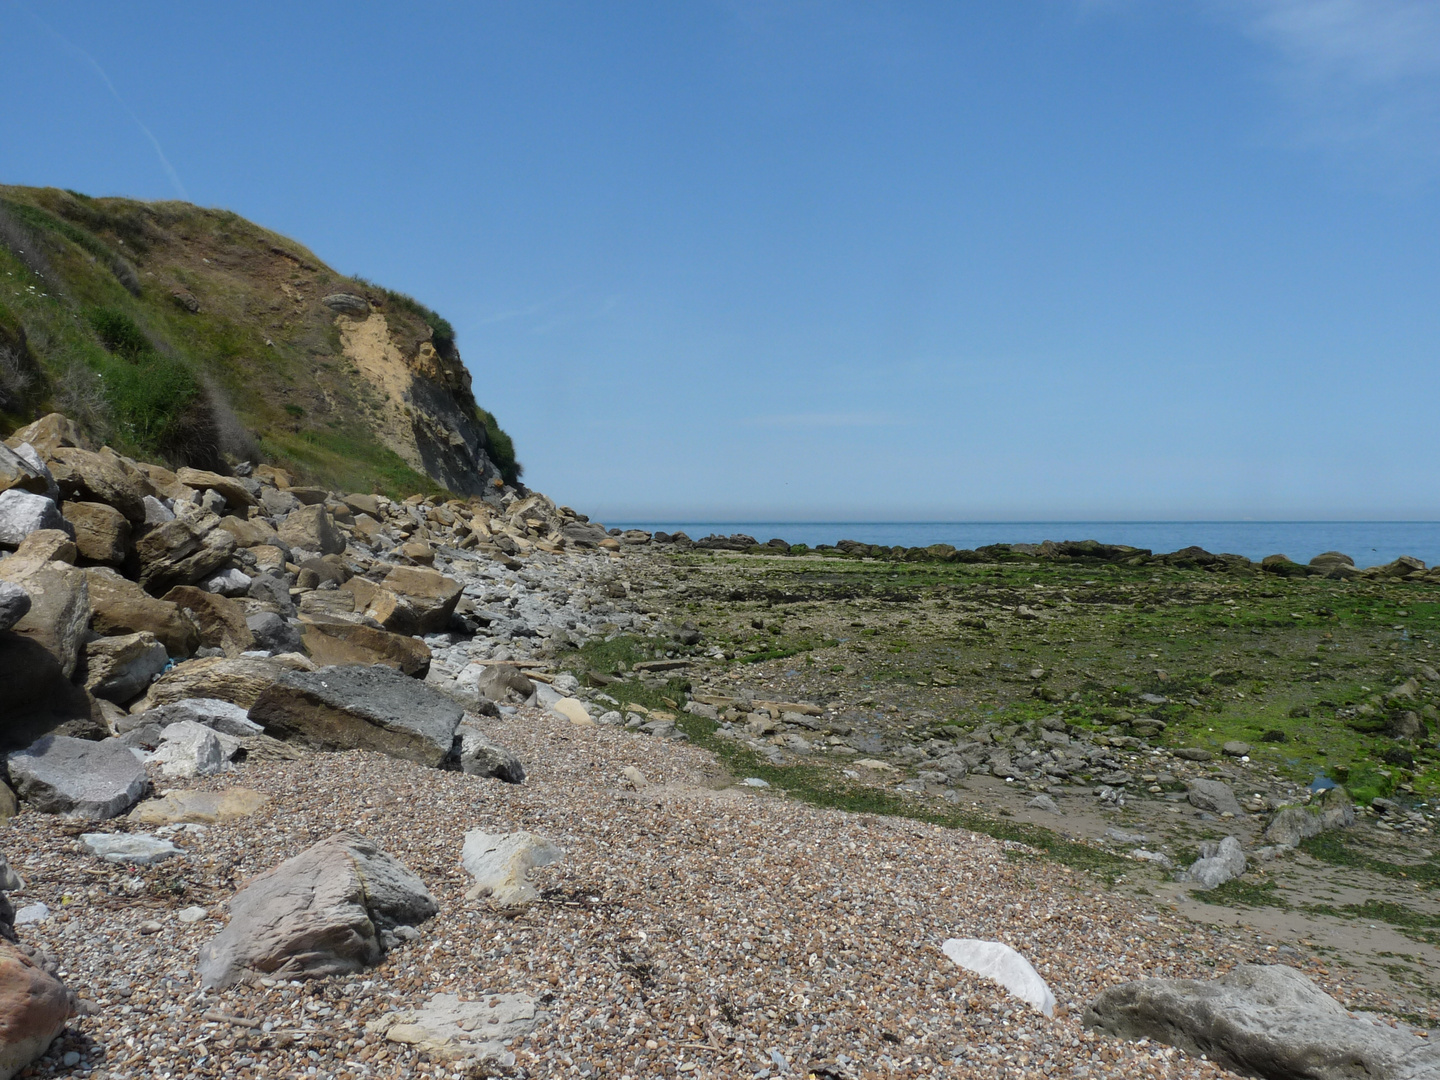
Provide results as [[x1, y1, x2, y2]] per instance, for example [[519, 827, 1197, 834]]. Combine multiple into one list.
[[12, 2, 188, 199]]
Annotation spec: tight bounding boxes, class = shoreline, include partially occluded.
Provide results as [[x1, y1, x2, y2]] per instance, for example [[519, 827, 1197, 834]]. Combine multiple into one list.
[[607, 520, 1440, 569]]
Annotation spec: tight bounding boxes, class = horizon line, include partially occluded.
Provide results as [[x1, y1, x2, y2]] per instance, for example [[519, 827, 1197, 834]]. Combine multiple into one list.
[[598, 518, 1440, 525]]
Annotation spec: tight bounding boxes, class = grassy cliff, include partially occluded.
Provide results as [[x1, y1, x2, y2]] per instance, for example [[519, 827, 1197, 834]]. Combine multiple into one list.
[[0, 186, 520, 497]]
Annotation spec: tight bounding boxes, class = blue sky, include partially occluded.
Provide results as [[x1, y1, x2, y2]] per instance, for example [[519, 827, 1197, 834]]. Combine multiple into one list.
[[3, 1, 1439, 520]]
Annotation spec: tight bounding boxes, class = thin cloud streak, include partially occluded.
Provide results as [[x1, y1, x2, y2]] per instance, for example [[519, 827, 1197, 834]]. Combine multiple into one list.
[[1217, 0, 1440, 175], [13, 2, 188, 199], [741, 412, 897, 429], [1240, 0, 1440, 84]]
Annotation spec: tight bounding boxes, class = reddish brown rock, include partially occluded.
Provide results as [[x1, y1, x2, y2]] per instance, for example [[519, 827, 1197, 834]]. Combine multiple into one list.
[[3, 413, 89, 456], [45, 446, 147, 522], [379, 566, 462, 634], [298, 617, 430, 676], [0, 940, 75, 1077], [60, 501, 129, 564], [161, 586, 255, 657], [85, 568, 200, 657]]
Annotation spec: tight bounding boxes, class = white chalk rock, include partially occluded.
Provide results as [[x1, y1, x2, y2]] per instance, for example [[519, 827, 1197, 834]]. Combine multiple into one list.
[[942, 938, 1056, 1017], [461, 829, 563, 909]]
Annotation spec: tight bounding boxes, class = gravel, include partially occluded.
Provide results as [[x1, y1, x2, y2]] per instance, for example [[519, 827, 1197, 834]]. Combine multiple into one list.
[[0, 707, 1409, 1079]]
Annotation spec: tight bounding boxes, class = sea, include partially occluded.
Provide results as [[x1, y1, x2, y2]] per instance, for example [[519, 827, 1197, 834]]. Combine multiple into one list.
[[605, 522, 1440, 570]]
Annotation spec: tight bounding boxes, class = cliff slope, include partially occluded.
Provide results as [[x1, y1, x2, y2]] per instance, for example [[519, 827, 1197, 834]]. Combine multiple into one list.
[[0, 186, 518, 497]]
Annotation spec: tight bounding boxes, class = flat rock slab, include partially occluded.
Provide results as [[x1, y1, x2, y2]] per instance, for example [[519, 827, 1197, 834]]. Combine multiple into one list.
[[136, 697, 263, 738], [131, 787, 269, 826], [138, 655, 294, 711], [367, 992, 541, 1068], [1083, 963, 1440, 1080], [7, 736, 148, 820], [461, 830, 563, 910], [248, 665, 463, 767], [198, 831, 436, 989], [941, 938, 1056, 1017], [80, 833, 185, 865]]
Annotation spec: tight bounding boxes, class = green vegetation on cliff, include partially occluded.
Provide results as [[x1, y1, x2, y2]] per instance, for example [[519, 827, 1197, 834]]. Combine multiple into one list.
[[0, 186, 518, 497]]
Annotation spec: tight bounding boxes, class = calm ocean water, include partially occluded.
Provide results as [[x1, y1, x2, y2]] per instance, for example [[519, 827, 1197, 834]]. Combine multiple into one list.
[[606, 521, 1440, 570]]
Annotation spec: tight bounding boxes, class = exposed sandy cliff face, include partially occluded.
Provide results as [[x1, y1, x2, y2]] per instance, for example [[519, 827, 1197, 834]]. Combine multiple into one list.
[[334, 311, 499, 496]]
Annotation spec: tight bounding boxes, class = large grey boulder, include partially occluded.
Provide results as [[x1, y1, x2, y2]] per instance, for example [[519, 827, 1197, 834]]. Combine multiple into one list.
[[80, 833, 185, 866], [246, 611, 304, 655], [560, 521, 610, 547], [198, 831, 437, 989], [134, 516, 237, 594], [1187, 778, 1242, 818], [0, 582, 29, 632], [1183, 835, 1246, 889], [7, 736, 148, 820], [0, 546, 89, 679], [248, 665, 464, 766], [1084, 964, 1440, 1080], [462, 664, 535, 705], [0, 442, 51, 499], [0, 491, 70, 547], [452, 723, 525, 784]]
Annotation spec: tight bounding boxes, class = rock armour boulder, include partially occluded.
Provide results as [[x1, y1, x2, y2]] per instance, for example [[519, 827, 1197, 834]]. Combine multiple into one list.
[[1083, 964, 1440, 1080], [247, 665, 463, 766], [198, 831, 436, 989], [7, 736, 148, 820]]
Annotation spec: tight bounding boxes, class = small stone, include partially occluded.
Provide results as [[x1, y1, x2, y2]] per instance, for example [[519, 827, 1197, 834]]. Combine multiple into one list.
[[13, 904, 47, 926], [1026, 794, 1060, 814], [177, 906, 208, 924], [1222, 740, 1251, 757], [942, 938, 1055, 1016]]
